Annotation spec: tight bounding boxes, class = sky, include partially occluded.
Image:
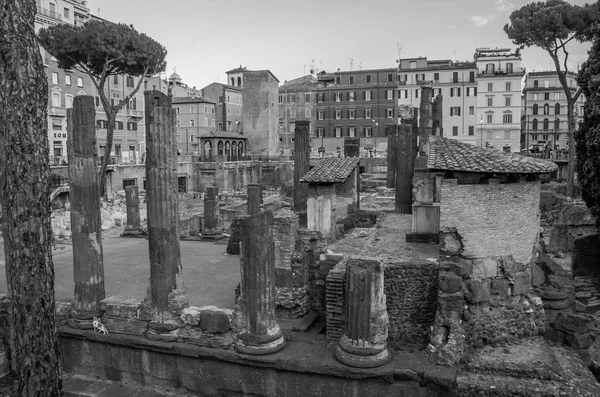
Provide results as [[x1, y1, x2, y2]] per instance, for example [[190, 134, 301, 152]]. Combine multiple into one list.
[[86, 0, 594, 90]]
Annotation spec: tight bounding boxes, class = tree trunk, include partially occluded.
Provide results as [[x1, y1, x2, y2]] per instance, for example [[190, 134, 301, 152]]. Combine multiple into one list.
[[98, 112, 117, 198], [0, 0, 64, 395], [567, 104, 576, 198]]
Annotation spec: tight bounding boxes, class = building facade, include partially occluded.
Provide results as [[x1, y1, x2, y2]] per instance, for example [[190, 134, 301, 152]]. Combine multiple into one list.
[[145, 71, 203, 98], [397, 58, 478, 145], [474, 48, 525, 152], [242, 70, 280, 157], [315, 68, 398, 155], [278, 75, 318, 154], [172, 97, 217, 154], [201, 83, 243, 133], [522, 70, 585, 151]]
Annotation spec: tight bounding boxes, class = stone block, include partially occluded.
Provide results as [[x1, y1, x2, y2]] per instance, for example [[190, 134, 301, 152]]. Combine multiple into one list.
[[465, 279, 490, 304], [531, 264, 545, 287], [199, 306, 232, 333], [440, 232, 462, 255], [100, 296, 142, 318], [438, 292, 464, 315], [544, 328, 565, 344], [512, 270, 531, 296], [275, 268, 293, 288], [565, 332, 595, 349], [441, 257, 473, 277], [438, 272, 463, 294], [490, 278, 510, 297], [553, 312, 592, 334], [497, 256, 526, 278], [472, 258, 497, 279], [180, 306, 201, 326]]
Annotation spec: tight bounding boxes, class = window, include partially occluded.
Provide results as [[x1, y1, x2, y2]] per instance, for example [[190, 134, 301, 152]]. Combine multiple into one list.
[[554, 103, 560, 115], [533, 93, 539, 100], [505, 97, 511, 106], [503, 114, 513, 124], [366, 75, 371, 83], [51, 91, 61, 107], [469, 106, 474, 115], [290, 109, 296, 118], [278, 95, 284, 104], [116, 121, 124, 130], [178, 177, 187, 193], [452, 126, 458, 136], [211, 107, 214, 114], [387, 73, 393, 82], [64, 75, 72, 86], [349, 109, 355, 119], [176, 120, 181, 127], [227, 96, 231, 102], [304, 93, 310, 102], [190, 119, 195, 127], [450, 87, 461, 97], [65, 94, 73, 109], [453, 72, 459, 83], [487, 97, 493, 107], [531, 134, 538, 141], [95, 96, 100, 107], [175, 107, 180, 114], [365, 126, 373, 137], [487, 83, 493, 91], [318, 93, 325, 102], [365, 91, 372, 101], [554, 118, 560, 130], [218, 96, 224, 102], [204, 118, 208, 126], [77, 77, 83, 87], [335, 92, 342, 102], [544, 93, 550, 100], [468, 126, 474, 136], [386, 90, 394, 100], [349, 92, 355, 101], [335, 76, 341, 84], [399, 89, 408, 99], [190, 106, 195, 113], [318, 110, 324, 120], [305, 108, 311, 118], [349, 126, 356, 137], [544, 80, 549, 88], [543, 118, 549, 130], [532, 119, 538, 130], [542, 134, 549, 141], [334, 127, 342, 137], [349, 76, 355, 84], [227, 109, 231, 115], [127, 122, 138, 131], [505, 82, 512, 91], [335, 110, 342, 120], [486, 63, 495, 74], [409, 61, 417, 69], [217, 122, 223, 130], [386, 108, 394, 118], [63, 7, 69, 18], [554, 93, 560, 100], [127, 76, 134, 87], [365, 108, 372, 119], [96, 120, 107, 129], [450, 107, 461, 116], [534, 80, 539, 88], [415, 89, 419, 98], [190, 135, 195, 143], [533, 104, 538, 115], [317, 127, 324, 137], [543, 103, 549, 115], [467, 87, 477, 96], [51, 119, 62, 130], [469, 71, 475, 83], [506, 63, 513, 73], [51, 72, 58, 85], [123, 179, 137, 189], [486, 114, 493, 124]]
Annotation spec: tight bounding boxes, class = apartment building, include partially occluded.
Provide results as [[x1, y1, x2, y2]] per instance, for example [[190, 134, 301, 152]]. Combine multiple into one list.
[[201, 83, 243, 133], [474, 48, 525, 151], [278, 75, 318, 154], [172, 97, 217, 154], [145, 71, 203, 98], [397, 58, 478, 145], [523, 70, 585, 151], [315, 68, 398, 154]]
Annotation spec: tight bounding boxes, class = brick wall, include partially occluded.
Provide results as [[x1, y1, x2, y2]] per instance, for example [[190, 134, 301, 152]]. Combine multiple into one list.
[[242, 71, 279, 157], [273, 209, 299, 270], [440, 179, 541, 264]]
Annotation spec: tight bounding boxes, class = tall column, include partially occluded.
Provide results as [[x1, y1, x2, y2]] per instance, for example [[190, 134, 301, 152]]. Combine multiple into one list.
[[432, 94, 444, 137], [335, 258, 389, 368], [234, 210, 285, 355], [144, 90, 187, 322], [386, 125, 398, 188], [396, 124, 414, 214], [247, 184, 261, 216], [419, 82, 433, 153], [68, 96, 105, 324], [294, 120, 310, 214], [202, 186, 223, 238], [123, 185, 141, 234]]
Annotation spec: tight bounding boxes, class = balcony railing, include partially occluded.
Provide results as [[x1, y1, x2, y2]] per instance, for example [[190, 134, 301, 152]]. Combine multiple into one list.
[[36, 6, 63, 21], [126, 109, 143, 117], [49, 107, 67, 116], [49, 156, 68, 167]]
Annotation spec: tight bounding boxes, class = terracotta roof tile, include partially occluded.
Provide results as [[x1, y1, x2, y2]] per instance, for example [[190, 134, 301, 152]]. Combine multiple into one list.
[[300, 157, 359, 183], [427, 136, 557, 174]]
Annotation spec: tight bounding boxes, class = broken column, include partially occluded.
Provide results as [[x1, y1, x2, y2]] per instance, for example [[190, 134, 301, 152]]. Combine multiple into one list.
[[123, 185, 141, 235], [67, 95, 105, 326], [419, 82, 433, 145], [395, 124, 414, 214], [143, 90, 187, 324], [294, 120, 310, 224], [335, 258, 389, 368], [234, 210, 285, 355], [386, 125, 398, 189], [432, 94, 443, 136], [202, 186, 223, 238], [247, 184, 261, 216]]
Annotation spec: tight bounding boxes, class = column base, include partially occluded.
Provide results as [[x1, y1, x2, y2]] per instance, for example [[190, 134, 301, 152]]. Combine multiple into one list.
[[235, 335, 286, 355], [334, 336, 390, 368]]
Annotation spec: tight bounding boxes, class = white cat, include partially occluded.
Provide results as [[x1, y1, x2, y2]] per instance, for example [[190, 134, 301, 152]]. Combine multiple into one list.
[[93, 316, 108, 334]]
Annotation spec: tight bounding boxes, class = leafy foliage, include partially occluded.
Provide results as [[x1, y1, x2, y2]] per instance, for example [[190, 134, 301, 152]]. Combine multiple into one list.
[[576, 25, 600, 226]]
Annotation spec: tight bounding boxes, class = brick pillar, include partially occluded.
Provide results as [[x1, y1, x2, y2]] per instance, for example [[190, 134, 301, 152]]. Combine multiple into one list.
[[202, 186, 222, 238], [335, 258, 389, 368], [234, 210, 285, 355], [247, 184, 261, 216], [124, 185, 141, 233], [386, 125, 398, 189], [396, 124, 414, 214], [68, 96, 105, 324], [144, 90, 187, 322]]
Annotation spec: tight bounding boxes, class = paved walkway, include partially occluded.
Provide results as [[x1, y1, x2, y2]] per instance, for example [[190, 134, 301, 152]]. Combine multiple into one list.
[[0, 236, 240, 309]]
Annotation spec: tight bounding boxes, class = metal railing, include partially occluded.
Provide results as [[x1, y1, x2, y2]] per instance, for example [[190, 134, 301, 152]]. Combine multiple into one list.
[[49, 156, 68, 166], [36, 6, 62, 21]]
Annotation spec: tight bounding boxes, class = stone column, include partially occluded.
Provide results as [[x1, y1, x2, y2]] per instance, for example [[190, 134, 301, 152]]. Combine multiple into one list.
[[234, 210, 285, 354], [396, 124, 414, 214], [432, 94, 443, 137], [419, 82, 433, 149], [67, 96, 105, 325], [144, 90, 187, 323], [123, 185, 141, 234], [335, 258, 389, 368], [247, 184, 261, 216], [386, 125, 398, 188], [202, 186, 222, 238]]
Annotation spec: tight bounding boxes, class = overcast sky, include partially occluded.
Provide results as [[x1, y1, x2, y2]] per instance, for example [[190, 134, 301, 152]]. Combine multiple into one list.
[[87, 0, 593, 89]]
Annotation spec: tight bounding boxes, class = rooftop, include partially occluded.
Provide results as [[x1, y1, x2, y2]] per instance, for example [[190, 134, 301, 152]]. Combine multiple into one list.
[[199, 131, 246, 140], [300, 157, 359, 183], [427, 136, 558, 174], [172, 96, 214, 105]]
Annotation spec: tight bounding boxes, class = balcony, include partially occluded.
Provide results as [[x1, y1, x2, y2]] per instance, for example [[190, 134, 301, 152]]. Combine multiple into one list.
[[49, 107, 67, 116], [36, 6, 63, 21], [126, 109, 143, 118]]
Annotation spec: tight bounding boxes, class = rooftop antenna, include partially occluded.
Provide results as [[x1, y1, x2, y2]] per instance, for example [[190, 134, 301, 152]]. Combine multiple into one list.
[[310, 59, 315, 75], [358, 62, 363, 71], [349, 57, 354, 71]]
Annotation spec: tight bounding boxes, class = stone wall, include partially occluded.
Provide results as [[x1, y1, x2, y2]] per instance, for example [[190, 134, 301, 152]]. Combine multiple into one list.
[[384, 261, 439, 347], [325, 257, 348, 343], [242, 71, 279, 157], [440, 179, 541, 264]]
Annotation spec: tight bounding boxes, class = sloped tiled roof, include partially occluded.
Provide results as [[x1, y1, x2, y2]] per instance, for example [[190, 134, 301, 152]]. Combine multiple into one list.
[[300, 158, 359, 183], [172, 96, 214, 104], [427, 136, 557, 174], [199, 131, 246, 140]]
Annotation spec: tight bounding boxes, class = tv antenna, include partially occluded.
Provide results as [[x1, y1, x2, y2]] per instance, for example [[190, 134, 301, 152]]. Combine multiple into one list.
[[358, 62, 363, 70], [349, 57, 354, 71], [396, 43, 403, 63]]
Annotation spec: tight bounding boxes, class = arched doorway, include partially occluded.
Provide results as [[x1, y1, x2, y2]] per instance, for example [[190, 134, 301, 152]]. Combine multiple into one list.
[[225, 141, 231, 161], [231, 141, 238, 161], [238, 142, 244, 159], [217, 140, 224, 156], [204, 141, 212, 161], [237, 76, 241, 87]]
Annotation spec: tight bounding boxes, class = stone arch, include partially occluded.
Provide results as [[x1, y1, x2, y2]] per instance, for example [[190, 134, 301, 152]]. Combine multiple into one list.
[[218, 140, 224, 155]]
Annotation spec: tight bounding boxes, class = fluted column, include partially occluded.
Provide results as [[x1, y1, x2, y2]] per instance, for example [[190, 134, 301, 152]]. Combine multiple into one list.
[[123, 185, 141, 234], [144, 90, 187, 323], [335, 258, 389, 368], [202, 186, 222, 238], [68, 96, 105, 325], [234, 210, 285, 355]]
